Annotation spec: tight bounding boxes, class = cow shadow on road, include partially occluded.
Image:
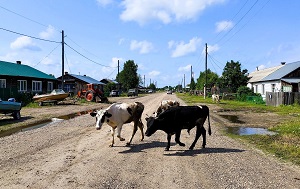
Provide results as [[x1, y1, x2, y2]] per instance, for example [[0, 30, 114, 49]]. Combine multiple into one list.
[[164, 147, 245, 157], [118, 141, 173, 154], [118, 141, 245, 156]]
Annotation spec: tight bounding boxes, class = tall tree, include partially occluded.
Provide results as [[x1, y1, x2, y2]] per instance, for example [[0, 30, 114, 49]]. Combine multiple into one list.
[[220, 60, 249, 93], [190, 77, 196, 90], [196, 69, 219, 90], [116, 60, 139, 91]]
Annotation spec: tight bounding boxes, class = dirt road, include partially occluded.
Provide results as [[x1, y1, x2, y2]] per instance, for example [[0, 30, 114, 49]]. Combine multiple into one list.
[[0, 93, 299, 188]]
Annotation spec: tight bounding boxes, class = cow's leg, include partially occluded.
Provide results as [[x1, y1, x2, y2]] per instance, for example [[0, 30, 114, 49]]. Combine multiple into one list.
[[165, 134, 172, 151], [110, 128, 115, 147], [126, 121, 138, 146], [175, 130, 185, 146], [116, 125, 125, 141], [138, 120, 144, 141], [201, 126, 207, 148]]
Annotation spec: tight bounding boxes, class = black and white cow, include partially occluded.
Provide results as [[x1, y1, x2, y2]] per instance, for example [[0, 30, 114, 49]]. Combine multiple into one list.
[[155, 100, 180, 117], [90, 102, 144, 147], [145, 105, 211, 151]]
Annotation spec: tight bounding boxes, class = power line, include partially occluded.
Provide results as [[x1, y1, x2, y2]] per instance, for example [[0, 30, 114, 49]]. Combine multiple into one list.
[[0, 27, 60, 43], [65, 42, 116, 68], [214, 0, 259, 45], [33, 44, 61, 67]]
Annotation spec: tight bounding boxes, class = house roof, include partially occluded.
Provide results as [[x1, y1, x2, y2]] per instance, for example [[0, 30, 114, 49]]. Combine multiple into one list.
[[248, 61, 300, 83], [262, 61, 300, 81], [100, 78, 119, 84], [0, 60, 56, 80], [248, 65, 283, 83], [69, 74, 105, 85]]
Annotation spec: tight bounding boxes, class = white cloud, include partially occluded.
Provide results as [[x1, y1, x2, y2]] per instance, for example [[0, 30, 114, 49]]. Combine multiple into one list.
[[169, 37, 202, 58], [39, 25, 55, 39], [120, 0, 225, 25], [10, 36, 41, 51], [202, 44, 220, 55], [149, 70, 160, 77], [178, 64, 191, 72], [130, 40, 154, 54], [215, 20, 234, 33], [101, 57, 123, 74]]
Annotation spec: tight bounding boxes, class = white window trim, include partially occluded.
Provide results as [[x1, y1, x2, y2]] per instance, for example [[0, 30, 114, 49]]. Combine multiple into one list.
[[32, 80, 42, 92], [47, 81, 53, 92], [18, 80, 27, 92], [0, 79, 6, 88]]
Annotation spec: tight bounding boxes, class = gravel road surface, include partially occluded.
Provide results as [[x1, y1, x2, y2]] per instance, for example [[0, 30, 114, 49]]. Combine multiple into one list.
[[0, 93, 299, 188]]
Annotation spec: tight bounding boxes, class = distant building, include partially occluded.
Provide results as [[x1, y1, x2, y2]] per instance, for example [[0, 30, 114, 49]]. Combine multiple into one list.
[[0, 60, 57, 99], [247, 61, 300, 100], [57, 72, 106, 96]]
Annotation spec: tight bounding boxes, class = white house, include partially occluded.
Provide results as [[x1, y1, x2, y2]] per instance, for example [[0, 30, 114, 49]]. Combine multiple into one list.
[[247, 61, 300, 100]]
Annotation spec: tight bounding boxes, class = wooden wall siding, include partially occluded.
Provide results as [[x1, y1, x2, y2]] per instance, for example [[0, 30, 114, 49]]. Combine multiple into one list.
[[266, 92, 300, 106]]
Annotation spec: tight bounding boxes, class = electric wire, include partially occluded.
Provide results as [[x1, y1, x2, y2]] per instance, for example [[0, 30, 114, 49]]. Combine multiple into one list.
[[64, 42, 116, 68], [33, 44, 60, 67], [214, 0, 259, 45], [0, 27, 60, 43]]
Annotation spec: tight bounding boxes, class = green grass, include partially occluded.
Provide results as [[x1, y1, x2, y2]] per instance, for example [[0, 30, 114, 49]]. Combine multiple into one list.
[[176, 92, 300, 166]]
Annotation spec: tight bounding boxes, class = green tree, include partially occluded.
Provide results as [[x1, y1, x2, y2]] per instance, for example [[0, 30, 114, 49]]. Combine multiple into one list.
[[116, 60, 139, 91], [190, 77, 196, 90], [219, 60, 249, 93], [148, 83, 156, 90], [196, 69, 219, 90]]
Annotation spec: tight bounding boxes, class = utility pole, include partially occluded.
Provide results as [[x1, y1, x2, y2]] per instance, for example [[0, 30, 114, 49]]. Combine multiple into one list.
[[144, 75, 145, 88], [184, 74, 185, 91], [117, 60, 119, 76], [204, 43, 208, 99], [61, 30, 64, 90], [191, 65, 193, 82]]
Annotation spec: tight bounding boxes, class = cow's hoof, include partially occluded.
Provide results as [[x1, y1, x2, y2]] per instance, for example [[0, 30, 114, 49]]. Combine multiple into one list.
[[119, 137, 125, 141], [126, 142, 131, 146], [164, 148, 170, 151], [189, 146, 194, 150], [179, 142, 185, 147], [109, 144, 114, 147]]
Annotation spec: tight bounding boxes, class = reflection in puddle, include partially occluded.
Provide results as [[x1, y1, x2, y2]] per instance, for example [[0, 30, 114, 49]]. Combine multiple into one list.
[[219, 114, 245, 124], [226, 127, 277, 136]]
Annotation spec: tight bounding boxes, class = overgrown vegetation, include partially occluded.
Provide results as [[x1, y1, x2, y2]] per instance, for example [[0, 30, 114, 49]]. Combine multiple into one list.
[[177, 92, 300, 166]]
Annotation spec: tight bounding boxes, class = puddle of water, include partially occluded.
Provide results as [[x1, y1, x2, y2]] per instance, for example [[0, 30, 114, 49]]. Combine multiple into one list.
[[226, 127, 277, 136], [219, 114, 245, 124], [0, 110, 93, 138]]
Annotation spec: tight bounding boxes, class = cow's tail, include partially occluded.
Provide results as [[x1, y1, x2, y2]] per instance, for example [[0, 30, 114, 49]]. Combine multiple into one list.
[[207, 107, 212, 135]]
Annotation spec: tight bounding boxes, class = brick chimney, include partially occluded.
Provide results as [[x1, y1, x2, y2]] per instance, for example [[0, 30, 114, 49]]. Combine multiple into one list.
[[281, 62, 286, 65], [16, 61, 21, 64]]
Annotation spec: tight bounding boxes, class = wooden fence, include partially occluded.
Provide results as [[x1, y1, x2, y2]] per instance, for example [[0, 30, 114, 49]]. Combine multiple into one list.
[[266, 92, 300, 106]]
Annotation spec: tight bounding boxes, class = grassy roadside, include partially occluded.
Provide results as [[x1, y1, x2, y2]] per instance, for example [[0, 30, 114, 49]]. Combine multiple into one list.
[[176, 93, 300, 166]]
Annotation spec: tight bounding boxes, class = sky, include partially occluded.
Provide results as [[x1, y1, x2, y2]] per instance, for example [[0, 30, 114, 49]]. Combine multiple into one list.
[[1, 0, 300, 88]]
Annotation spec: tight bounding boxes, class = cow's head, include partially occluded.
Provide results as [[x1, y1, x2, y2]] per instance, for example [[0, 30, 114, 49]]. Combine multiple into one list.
[[145, 116, 160, 137], [90, 110, 112, 130]]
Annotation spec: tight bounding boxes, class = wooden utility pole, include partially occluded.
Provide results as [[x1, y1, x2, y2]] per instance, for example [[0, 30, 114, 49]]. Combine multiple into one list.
[[204, 43, 208, 99], [61, 30, 64, 90]]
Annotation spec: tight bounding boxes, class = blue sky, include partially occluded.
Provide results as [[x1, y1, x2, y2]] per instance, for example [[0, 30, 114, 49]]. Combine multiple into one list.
[[1, 0, 299, 88]]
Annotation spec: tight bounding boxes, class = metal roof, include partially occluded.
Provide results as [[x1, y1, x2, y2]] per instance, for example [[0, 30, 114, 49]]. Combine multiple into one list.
[[262, 61, 300, 81], [69, 74, 105, 85], [248, 65, 283, 83], [0, 60, 56, 80], [281, 78, 300, 84]]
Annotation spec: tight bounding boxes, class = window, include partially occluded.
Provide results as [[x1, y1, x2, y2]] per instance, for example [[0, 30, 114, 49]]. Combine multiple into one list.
[[18, 80, 27, 92], [272, 84, 276, 92], [255, 85, 258, 93], [0, 79, 6, 88], [32, 81, 42, 92], [262, 84, 265, 95], [47, 82, 53, 92]]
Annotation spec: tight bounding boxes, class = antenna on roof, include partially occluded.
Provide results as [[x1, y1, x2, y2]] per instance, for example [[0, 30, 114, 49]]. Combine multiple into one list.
[[281, 62, 286, 65]]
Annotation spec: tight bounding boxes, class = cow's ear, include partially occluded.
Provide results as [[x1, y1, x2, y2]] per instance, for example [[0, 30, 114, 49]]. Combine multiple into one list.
[[90, 112, 97, 117], [104, 111, 112, 118]]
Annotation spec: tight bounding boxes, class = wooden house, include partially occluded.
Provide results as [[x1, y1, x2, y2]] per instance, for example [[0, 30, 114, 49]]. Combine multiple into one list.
[[0, 60, 57, 99]]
